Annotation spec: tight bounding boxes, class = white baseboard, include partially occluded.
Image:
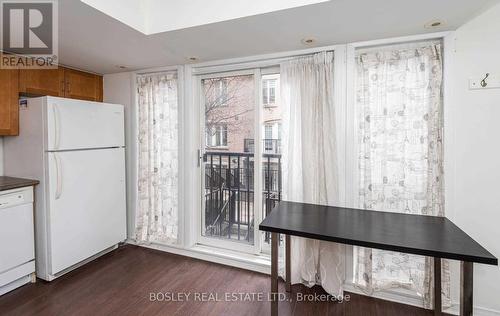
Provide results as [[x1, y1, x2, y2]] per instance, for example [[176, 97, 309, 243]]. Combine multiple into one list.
[[0, 261, 35, 296], [345, 282, 500, 316], [0, 275, 31, 296], [445, 302, 500, 316]]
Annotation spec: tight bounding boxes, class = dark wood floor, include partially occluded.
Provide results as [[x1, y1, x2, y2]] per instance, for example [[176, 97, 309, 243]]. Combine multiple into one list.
[[0, 245, 439, 316]]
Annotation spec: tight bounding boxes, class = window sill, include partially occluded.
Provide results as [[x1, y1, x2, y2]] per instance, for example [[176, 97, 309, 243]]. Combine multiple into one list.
[[343, 283, 458, 314], [127, 239, 271, 274]]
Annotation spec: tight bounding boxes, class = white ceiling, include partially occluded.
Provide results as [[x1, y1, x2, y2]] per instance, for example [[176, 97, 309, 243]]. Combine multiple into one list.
[[80, 0, 329, 34], [59, 0, 499, 74]]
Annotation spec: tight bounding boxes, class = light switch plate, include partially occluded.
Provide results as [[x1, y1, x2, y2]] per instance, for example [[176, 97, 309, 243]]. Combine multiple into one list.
[[469, 75, 500, 90]]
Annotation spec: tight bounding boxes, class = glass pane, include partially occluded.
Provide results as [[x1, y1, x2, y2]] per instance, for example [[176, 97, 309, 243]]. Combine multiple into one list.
[[202, 74, 255, 244], [269, 79, 276, 103], [261, 74, 282, 248], [263, 79, 269, 104]]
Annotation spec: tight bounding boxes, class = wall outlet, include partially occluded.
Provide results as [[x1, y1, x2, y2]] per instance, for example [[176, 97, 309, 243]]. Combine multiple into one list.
[[469, 75, 500, 90]]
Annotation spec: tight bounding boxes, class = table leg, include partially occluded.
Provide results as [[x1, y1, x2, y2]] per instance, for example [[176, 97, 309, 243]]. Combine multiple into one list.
[[434, 258, 441, 316], [285, 234, 291, 292], [271, 232, 279, 316], [460, 261, 473, 316]]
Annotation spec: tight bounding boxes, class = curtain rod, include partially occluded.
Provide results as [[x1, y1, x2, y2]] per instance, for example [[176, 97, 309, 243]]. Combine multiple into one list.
[[136, 70, 178, 76], [355, 38, 443, 53], [193, 50, 334, 76]]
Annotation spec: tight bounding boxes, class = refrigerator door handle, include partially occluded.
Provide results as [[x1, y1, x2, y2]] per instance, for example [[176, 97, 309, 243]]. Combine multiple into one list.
[[52, 104, 61, 150], [54, 154, 63, 200]]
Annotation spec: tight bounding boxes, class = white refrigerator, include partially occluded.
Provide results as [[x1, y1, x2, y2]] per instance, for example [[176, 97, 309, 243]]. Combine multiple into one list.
[[4, 96, 126, 281]]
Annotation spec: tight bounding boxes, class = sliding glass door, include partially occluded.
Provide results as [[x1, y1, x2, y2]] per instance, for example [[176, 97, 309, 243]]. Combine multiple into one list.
[[199, 70, 259, 252], [198, 69, 282, 254]]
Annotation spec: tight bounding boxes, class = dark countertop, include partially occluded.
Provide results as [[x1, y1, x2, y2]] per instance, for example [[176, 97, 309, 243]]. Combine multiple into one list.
[[260, 201, 498, 265], [0, 176, 39, 191]]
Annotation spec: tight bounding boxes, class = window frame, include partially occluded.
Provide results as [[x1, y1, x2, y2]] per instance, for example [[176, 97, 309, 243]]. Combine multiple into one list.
[[192, 47, 347, 255], [343, 33, 456, 310], [197, 69, 264, 254]]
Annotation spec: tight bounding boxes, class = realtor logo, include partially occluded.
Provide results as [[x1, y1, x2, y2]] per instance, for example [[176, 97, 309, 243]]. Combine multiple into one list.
[[1, 0, 58, 68]]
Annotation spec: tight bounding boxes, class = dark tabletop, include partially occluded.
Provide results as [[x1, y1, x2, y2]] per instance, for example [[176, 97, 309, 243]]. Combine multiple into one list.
[[259, 201, 497, 265], [0, 176, 39, 191]]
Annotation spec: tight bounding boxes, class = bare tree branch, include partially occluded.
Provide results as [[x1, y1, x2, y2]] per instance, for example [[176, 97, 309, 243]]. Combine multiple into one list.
[[203, 76, 254, 137]]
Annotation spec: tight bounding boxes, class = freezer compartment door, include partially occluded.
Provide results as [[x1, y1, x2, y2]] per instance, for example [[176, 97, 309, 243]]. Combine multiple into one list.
[[46, 148, 126, 275], [45, 97, 124, 151]]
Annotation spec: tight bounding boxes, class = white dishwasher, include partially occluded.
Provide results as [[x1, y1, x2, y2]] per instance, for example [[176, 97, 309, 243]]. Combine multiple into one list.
[[0, 186, 36, 296]]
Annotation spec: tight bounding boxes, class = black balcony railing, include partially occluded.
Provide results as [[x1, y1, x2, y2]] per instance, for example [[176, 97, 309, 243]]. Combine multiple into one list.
[[204, 151, 281, 244], [244, 139, 281, 154]]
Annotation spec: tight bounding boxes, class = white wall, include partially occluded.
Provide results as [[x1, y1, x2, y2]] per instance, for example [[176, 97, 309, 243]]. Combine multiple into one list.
[[103, 72, 136, 240], [448, 3, 500, 314]]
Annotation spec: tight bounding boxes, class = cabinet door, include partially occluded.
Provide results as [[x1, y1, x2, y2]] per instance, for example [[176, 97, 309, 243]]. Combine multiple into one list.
[[0, 69, 19, 136], [96, 75, 103, 102], [19, 68, 65, 97], [64, 68, 103, 102]]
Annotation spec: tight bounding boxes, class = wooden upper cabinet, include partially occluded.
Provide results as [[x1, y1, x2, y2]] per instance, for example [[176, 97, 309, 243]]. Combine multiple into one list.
[[0, 69, 20, 136], [18, 66, 103, 102], [64, 68, 103, 102], [19, 68, 65, 97], [2, 66, 103, 136]]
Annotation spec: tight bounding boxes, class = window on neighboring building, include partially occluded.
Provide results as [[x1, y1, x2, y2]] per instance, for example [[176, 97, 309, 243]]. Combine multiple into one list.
[[206, 78, 229, 107], [206, 124, 228, 147], [264, 124, 273, 150], [262, 78, 276, 105], [217, 79, 228, 106]]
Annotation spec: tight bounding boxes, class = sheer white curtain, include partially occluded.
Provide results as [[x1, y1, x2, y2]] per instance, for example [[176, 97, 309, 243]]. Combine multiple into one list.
[[135, 72, 179, 245], [281, 51, 344, 295], [353, 41, 450, 308]]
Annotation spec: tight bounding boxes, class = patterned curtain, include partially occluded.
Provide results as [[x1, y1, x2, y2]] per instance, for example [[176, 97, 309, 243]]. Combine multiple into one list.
[[135, 72, 179, 244], [353, 41, 450, 308]]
